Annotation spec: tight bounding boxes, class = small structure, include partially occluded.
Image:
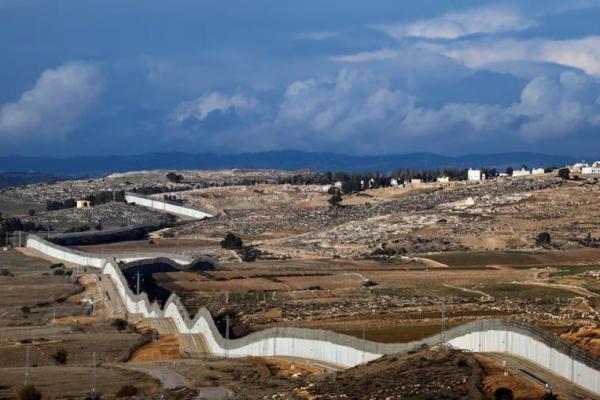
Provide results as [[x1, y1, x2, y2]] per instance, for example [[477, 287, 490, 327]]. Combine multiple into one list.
[[582, 162, 600, 174], [76, 200, 92, 209], [390, 178, 399, 187], [570, 162, 588, 173], [532, 168, 545, 175], [467, 169, 484, 181], [437, 176, 450, 183], [410, 178, 422, 185], [498, 173, 509, 178], [512, 167, 531, 177]]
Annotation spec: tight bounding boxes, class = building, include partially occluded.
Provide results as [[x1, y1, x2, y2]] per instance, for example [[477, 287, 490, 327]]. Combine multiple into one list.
[[390, 178, 399, 187], [512, 167, 531, 177], [410, 178, 422, 184], [437, 176, 450, 183], [498, 173, 509, 178], [531, 168, 545, 175], [76, 200, 92, 209], [467, 169, 484, 181], [570, 162, 588, 173], [582, 163, 600, 174]]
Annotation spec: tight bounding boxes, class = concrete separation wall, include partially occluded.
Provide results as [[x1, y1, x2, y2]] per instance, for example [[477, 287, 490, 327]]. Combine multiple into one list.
[[125, 192, 213, 219], [24, 234, 600, 395]]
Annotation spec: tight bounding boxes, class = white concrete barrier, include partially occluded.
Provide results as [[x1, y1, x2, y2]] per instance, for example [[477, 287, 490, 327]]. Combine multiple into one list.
[[24, 234, 600, 395], [125, 192, 213, 219]]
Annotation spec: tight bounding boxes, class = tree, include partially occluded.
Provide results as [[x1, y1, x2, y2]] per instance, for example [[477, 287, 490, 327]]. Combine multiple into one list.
[[166, 172, 183, 183], [28, 209, 36, 216], [221, 232, 243, 249], [18, 385, 42, 400], [116, 385, 138, 397], [327, 188, 343, 207], [494, 388, 514, 400], [536, 232, 552, 247], [51, 347, 68, 364], [556, 168, 570, 180], [505, 166, 514, 175], [541, 393, 558, 400]]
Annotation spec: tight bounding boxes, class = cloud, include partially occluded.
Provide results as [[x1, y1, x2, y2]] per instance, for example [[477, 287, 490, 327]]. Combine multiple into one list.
[[431, 36, 600, 77], [168, 92, 259, 124], [331, 48, 401, 63], [378, 5, 536, 40], [0, 62, 102, 141]]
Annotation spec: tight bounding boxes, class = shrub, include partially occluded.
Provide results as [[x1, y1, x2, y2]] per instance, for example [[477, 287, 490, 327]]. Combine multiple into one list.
[[51, 347, 68, 364], [18, 385, 42, 400], [53, 269, 65, 276], [536, 232, 552, 247], [116, 385, 138, 397], [220, 232, 243, 249], [541, 393, 558, 400], [327, 188, 343, 207], [1, 268, 14, 277], [21, 305, 30, 314], [112, 318, 128, 331], [494, 388, 514, 400], [49, 263, 65, 269]]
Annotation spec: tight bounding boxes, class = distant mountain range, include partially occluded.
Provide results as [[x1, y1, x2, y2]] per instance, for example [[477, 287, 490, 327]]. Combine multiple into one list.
[[0, 151, 587, 177]]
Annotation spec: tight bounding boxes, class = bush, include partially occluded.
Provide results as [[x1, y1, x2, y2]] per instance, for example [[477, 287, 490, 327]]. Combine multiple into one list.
[[21, 305, 30, 314], [112, 318, 128, 331], [53, 269, 65, 276], [494, 388, 514, 400], [541, 393, 558, 400], [536, 232, 551, 247], [327, 188, 343, 207], [51, 347, 68, 364], [220, 232, 243, 249], [49, 263, 65, 269], [18, 385, 42, 400], [116, 385, 138, 397], [1, 268, 14, 277]]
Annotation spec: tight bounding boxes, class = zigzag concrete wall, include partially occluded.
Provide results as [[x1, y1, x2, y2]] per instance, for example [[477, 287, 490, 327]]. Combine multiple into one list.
[[24, 234, 600, 395], [125, 192, 213, 219]]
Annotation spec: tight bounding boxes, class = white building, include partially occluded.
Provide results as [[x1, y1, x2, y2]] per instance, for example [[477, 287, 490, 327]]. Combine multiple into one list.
[[512, 167, 531, 177], [498, 173, 509, 178], [390, 178, 399, 187], [467, 169, 484, 181], [437, 176, 450, 183], [410, 178, 422, 184], [582, 164, 600, 174], [571, 162, 588, 173], [76, 200, 92, 209], [531, 168, 545, 175]]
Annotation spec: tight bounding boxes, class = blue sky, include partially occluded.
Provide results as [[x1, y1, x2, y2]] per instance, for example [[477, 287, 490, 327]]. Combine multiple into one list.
[[1, 0, 600, 156]]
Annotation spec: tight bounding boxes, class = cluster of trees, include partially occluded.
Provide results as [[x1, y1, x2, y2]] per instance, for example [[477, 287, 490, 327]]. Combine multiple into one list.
[[166, 172, 184, 183], [131, 184, 191, 195], [45, 198, 76, 211], [0, 215, 47, 245]]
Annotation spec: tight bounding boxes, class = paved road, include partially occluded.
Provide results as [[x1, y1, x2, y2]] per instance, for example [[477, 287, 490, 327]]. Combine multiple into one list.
[[483, 352, 599, 400]]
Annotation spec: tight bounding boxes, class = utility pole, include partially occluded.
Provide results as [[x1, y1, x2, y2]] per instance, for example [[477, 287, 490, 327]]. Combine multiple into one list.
[[91, 352, 96, 397], [225, 315, 230, 358], [362, 326, 366, 364], [136, 271, 141, 316], [24, 344, 30, 385], [441, 298, 446, 347]]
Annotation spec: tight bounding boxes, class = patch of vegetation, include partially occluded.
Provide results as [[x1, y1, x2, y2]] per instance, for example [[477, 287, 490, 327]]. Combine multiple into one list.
[[116, 385, 138, 397], [18, 385, 42, 400], [112, 318, 129, 331], [494, 388, 514, 400], [220, 232, 243, 249], [51, 347, 68, 364], [536, 232, 552, 247]]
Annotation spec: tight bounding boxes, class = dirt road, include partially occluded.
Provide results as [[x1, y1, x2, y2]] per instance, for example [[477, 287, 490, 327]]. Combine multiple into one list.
[[111, 362, 189, 389]]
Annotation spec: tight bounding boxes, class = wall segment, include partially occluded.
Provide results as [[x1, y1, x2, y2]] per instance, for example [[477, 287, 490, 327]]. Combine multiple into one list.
[[23, 234, 600, 395]]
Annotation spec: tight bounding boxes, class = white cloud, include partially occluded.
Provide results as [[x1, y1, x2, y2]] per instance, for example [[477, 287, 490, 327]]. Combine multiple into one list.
[[0, 62, 102, 141], [169, 92, 258, 124], [379, 5, 536, 40], [331, 48, 401, 63], [432, 36, 600, 77]]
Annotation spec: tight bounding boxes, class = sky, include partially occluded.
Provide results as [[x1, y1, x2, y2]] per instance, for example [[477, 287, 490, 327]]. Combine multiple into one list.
[[1, 0, 600, 157]]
